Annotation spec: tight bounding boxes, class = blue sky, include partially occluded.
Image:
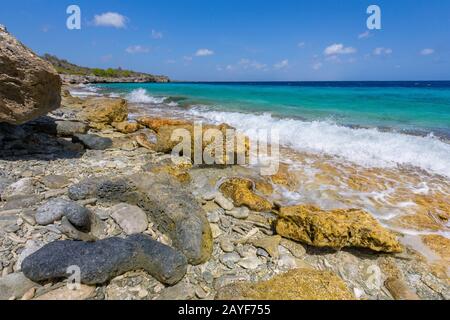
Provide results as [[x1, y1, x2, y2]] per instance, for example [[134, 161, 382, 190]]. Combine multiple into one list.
[[1, 0, 449, 81]]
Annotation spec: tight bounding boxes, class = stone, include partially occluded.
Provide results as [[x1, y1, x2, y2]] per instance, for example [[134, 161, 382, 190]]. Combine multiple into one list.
[[220, 252, 241, 268], [22, 234, 188, 286], [110, 203, 148, 235], [34, 285, 96, 300], [219, 178, 273, 212], [35, 198, 90, 230], [214, 193, 234, 211], [21, 287, 36, 300], [135, 133, 155, 150], [0, 26, 61, 125], [210, 224, 222, 239], [0, 272, 39, 300], [226, 207, 250, 220], [202, 191, 217, 201], [137, 117, 191, 132], [238, 257, 261, 270], [157, 281, 195, 300], [60, 216, 97, 242], [68, 173, 213, 265], [72, 134, 113, 150], [220, 238, 234, 253], [1, 178, 34, 200], [112, 121, 140, 134], [269, 163, 299, 189], [275, 205, 402, 253], [145, 157, 192, 184], [385, 278, 419, 300], [15, 240, 43, 271], [2, 195, 41, 210], [55, 121, 88, 137], [207, 211, 220, 223], [251, 236, 282, 258], [41, 175, 70, 189], [279, 238, 306, 258], [79, 98, 128, 130], [216, 269, 354, 300]]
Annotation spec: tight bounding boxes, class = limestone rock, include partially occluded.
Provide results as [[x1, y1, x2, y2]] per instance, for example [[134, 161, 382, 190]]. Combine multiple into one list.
[[72, 134, 113, 150], [275, 205, 402, 253], [137, 117, 191, 132], [216, 269, 354, 300], [110, 203, 148, 235], [112, 121, 140, 134], [55, 120, 88, 137], [251, 235, 282, 258], [79, 98, 128, 130], [219, 178, 273, 212], [1, 178, 34, 201], [34, 284, 95, 300], [0, 26, 61, 125]]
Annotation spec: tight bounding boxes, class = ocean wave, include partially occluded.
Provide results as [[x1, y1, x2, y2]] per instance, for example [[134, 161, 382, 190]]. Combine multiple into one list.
[[126, 88, 167, 104], [187, 107, 450, 178], [70, 85, 101, 97]]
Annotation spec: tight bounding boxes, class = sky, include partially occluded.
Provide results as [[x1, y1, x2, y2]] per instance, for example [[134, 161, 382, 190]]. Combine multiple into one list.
[[1, 0, 449, 81]]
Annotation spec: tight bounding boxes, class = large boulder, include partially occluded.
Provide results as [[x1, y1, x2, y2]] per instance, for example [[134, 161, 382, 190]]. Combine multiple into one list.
[[79, 98, 128, 130], [0, 25, 61, 124], [275, 205, 402, 253]]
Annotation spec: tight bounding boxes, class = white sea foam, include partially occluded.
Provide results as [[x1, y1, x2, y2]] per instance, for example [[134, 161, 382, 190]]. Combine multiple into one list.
[[187, 107, 450, 178], [126, 88, 167, 104], [70, 85, 101, 97]]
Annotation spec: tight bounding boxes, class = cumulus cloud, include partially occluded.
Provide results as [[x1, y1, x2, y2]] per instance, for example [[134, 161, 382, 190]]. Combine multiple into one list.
[[373, 47, 393, 56], [125, 45, 150, 54], [358, 31, 371, 39], [151, 29, 163, 39], [94, 12, 127, 28], [195, 49, 214, 57], [324, 43, 356, 56], [273, 59, 289, 70], [420, 48, 435, 56]]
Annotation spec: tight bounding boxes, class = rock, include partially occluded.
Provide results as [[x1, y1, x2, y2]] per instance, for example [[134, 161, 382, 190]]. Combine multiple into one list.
[[0, 26, 61, 125], [226, 207, 250, 220], [237, 257, 261, 270], [275, 205, 402, 253], [35, 198, 90, 230], [60, 216, 97, 242], [0, 272, 39, 300], [216, 269, 354, 300], [137, 117, 191, 133], [269, 163, 299, 189], [145, 157, 192, 184], [385, 278, 419, 300], [22, 234, 187, 286], [2, 195, 42, 210], [207, 211, 220, 223], [202, 191, 217, 201], [220, 238, 234, 253], [68, 173, 213, 265], [55, 121, 88, 137], [157, 281, 195, 300], [219, 178, 273, 212], [110, 203, 148, 235], [220, 252, 241, 268], [112, 121, 140, 134], [72, 134, 113, 150], [34, 284, 96, 300], [251, 235, 281, 258], [41, 175, 70, 189], [214, 193, 234, 211], [135, 133, 155, 150], [15, 240, 43, 271], [79, 98, 128, 130], [279, 238, 306, 258], [21, 287, 36, 300], [210, 224, 222, 239], [1, 178, 34, 200]]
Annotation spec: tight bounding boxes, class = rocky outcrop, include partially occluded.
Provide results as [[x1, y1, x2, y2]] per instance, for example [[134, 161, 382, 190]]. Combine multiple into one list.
[[219, 178, 273, 212], [68, 173, 213, 265], [22, 234, 187, 286], [137, 117, 191, 132], [78, 98, 128, 130], [216, 268, 354, 300], [112, 121, 140, 134], [0, 25, 61, 125], [275, 205, 402, 253], [60, 74, 170, 85]]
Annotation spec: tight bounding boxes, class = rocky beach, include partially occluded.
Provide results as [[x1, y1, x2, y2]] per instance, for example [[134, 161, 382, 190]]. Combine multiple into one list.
[[1, 26, 449, 301]]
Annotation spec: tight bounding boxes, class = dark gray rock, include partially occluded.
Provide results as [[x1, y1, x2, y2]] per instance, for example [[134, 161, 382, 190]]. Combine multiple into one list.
[[55, 121, 88, 137], [35, 198, 90, 230], [72, 134, 113, 150], [68, 173, 213, 265], [22, 234, 187, 285]]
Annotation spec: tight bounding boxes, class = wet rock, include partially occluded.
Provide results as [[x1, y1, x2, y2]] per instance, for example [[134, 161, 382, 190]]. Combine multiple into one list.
[[68, 173, 213, 265], [214, 193, 234, 211], [219, 178, 273, 212], [15, 240, 43, 271], [22, 234, 187, 286], [275, 205, 402, 253], [41, 175, 70, 190], [0, 26, 61, 125], [73, 134, 113, 150], [0, 272, 39, 300], [110, 203, 148, 235], [216, 269, 354, 300], [1, 178, 34, 201], [35, 198, 90, 230], [55, 121, 88, 137], [34, 284, 96, 300]]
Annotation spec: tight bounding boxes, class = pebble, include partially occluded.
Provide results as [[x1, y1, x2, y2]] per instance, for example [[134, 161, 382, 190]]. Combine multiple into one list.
[[195, 286, 209, 299], [220, 252, 240, 268], [226, 207, 250, 220], [214, 193, 234, 211], [21, 287, 36, 300], [202, 191, 217, 201], [207, 211, 220, 223], [280, 239, 306, 258], [220, 238, 234, 253], [210, 224, 222, 239], [110, 203, 148, 235], [238, 257, 261, 270]]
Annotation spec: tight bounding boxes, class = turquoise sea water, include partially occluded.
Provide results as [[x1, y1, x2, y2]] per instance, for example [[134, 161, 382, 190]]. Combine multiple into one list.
[[96, 81, 450, 138]]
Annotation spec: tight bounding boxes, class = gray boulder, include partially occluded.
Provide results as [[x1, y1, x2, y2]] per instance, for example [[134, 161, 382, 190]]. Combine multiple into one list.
[[72, 134, 113, 150], [35, 198, 90, 230], [21, 234, 187, 286], [0, 25, 61, 125]]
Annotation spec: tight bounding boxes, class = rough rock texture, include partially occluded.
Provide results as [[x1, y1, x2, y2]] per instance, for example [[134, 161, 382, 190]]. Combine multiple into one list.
[[275, 205, 402, 253], [72, 134, 113, 150], [216, 269, 354, 300], [219, 178, 273, 212], [34, 284, 95, 300], [110, 203, 148, 235], [0, 26, 61, 125], [112, 121, 140, 134], [68, 173, 213, 264], [137, 117, 191, 132], [22, 234, 187, 286], [55, 120, 88, 137], [0, 272, 39, 300], [35, 198, 90, 230], [79, 98, 128, 130]]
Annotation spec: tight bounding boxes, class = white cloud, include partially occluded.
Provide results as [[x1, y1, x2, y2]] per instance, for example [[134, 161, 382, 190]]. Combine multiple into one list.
[[324, 43, 356, 56], [94, 12, 127, 28], [195, 49, 214, 57], [125, 45, 150, 54], [373, 47, 393, 55], [312, 62, 323, 70], [420, 48, 435, 56], [358, 31, 371, 39], [274, 59, 289, 70], [297, 42, 305, 48], [151, 29, 163, 39]]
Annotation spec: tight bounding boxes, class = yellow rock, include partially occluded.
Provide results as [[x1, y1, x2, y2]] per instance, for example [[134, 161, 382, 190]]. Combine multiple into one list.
[[255, 180, 274, 196], [270, 163, 299, 189], [251, 235, 282, 258], [149, 158, 193, 184], [112, 121, 140, 134], [216, 268, 354, 300], [137, 117, 191, 132], [219, 178, 273, 212], [384, 278, 419, 300], [80, 98, 128, 130], [275, 205, 402, 253], [421, 234, 450, 281], [135, 133, 155, 150]]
